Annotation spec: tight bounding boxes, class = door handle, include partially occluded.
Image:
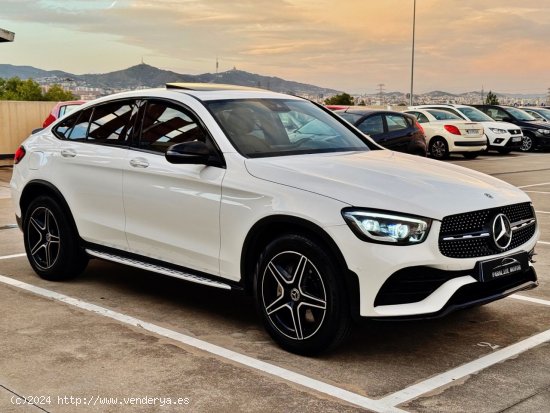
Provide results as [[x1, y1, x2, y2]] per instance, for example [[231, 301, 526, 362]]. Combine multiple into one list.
[[129, 157, 149, 168], [60, 149, 77, 158]]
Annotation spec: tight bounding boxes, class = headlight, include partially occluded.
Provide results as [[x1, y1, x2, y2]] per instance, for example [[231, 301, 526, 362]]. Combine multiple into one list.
[[342, 209, 432, 245], [488, 128, 506, 134], [537, 128, 550, 135]]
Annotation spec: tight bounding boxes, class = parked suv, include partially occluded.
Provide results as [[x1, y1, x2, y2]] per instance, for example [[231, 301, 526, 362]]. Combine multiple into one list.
[[335, 108, 427, 156], [473, 105, 550, 152], [413, 104, 523, 154], [11, 84, 539, 355]]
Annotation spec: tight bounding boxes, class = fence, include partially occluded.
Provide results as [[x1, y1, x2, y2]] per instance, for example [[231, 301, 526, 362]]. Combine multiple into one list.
[[0, 101, 54, 156]]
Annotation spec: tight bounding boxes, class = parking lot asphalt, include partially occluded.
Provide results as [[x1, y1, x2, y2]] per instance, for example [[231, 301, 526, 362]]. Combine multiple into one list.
[[0, 152, 549, 413]]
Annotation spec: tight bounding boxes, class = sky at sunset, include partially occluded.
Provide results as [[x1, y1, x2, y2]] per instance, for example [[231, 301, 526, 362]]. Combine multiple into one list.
[[1, 0, 549, 95]]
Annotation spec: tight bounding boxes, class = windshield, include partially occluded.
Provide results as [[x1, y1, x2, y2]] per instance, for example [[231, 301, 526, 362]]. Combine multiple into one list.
[[457, 107, 494, 122], [206, 99, 373, 157], [530, 108, 550, 119], [426, 109, 462, 121], [506, 107, 536, 121]]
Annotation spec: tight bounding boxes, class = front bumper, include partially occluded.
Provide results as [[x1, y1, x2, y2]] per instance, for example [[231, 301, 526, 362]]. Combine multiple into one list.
[[325, 220, 540, 318]]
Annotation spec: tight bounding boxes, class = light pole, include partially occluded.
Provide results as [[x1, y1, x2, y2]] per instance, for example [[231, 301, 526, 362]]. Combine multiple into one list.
[[409, 0, 416, 106]]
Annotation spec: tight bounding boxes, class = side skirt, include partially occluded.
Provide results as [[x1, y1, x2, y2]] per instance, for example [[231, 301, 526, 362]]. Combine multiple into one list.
[[85, 248, 239, 291]]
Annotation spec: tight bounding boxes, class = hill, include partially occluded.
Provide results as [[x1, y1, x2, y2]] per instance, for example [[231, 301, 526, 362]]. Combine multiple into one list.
[[0, 63, 340, 96]]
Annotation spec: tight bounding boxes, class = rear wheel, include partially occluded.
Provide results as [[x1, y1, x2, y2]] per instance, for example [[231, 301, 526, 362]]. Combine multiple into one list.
[[23, 196, 88, 281], [429, 137, 449, 160], [253, 234, 351, 355]]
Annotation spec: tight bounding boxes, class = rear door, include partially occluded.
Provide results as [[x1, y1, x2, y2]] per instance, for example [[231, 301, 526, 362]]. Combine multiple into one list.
[[51, 99, 139, 249], [355, 113, 387, 145], [383, 113, 416, 152]]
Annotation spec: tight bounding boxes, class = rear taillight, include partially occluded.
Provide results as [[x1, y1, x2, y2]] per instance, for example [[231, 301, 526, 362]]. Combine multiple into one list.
[[14, 146, 26, 164], [444, 125, 461, 135], [415, 120, 425, 134]]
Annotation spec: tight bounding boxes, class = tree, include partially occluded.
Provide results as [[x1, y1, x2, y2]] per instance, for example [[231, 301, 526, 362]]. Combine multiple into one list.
[[485, 91, 499, 105], [44, 84, 76, 101], [325, 93, 354, 106], [0, 77, 76, 101]]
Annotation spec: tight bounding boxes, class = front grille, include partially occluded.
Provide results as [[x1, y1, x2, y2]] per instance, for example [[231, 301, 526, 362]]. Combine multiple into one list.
[[439, 203, 536, 258]]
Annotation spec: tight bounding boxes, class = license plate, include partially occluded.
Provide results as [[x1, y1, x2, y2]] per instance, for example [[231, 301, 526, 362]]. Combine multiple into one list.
[[466, 129, 479, 135], [477, 252, 529, 282], [512, 136, 522, 142]]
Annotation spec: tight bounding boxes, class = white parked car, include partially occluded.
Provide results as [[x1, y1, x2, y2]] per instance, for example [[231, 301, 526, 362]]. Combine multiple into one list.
[[412, 104, 523, 154], [11, 84, 539, 355], [405, 108, 487, 159]]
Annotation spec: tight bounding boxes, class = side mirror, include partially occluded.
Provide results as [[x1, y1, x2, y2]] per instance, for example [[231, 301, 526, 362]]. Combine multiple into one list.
[[166, 141, 218, 165]]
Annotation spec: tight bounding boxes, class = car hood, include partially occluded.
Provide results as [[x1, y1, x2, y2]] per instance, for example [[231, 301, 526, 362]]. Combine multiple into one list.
[[483, 121, 521, 131], [244, 150, 530, 220]]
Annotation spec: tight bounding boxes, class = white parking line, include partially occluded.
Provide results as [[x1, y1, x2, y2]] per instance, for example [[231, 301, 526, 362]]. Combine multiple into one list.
[[537, 241, 550, 245], [379, 328, 550, 407], [510, 294, 550, 307], [535, 211, 550, 214], [518, 182, 550, 189], [523, 191, 550, 194], [0, 253, 26, 260], [0, 273, 406, 413]]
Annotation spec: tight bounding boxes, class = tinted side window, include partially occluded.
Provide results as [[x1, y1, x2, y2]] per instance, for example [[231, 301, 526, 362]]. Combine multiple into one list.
[[407, 111, 429, 123], [358, 114, 384, 135], [386, 114, 409, 132], [139, 100, 209, 153], [53, 108, 93, 141], [87, 100, 139, 145]]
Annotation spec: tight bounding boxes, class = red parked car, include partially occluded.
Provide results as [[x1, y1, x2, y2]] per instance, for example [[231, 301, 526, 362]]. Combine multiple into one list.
[[42, 100, 86, 127]]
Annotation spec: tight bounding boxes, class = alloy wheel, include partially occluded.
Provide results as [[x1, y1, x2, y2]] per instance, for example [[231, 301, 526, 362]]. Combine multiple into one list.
[[27, 206, 61, 270], [520, 136, 532, 152], [431, 140, 446, 158], [261, 251, 327, 341]]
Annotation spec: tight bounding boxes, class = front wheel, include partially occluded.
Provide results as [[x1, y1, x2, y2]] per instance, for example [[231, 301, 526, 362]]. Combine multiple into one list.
[[23, 196, 88, 281], [253, 234, 351, 355]]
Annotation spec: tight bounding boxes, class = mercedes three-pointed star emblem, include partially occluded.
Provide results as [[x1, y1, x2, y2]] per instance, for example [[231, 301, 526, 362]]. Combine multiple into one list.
[[492, 213, 512, 250]]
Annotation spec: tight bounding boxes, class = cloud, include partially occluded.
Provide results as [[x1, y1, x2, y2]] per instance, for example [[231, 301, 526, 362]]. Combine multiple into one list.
[[2, 0, 550, 93]]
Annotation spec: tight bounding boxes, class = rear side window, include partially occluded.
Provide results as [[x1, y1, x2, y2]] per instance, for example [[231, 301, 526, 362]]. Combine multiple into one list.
[[407, 111, 429, 123], [139, 100, 210, 153], [358, 114, 384, 135], [386, 114, 409, 132], [87, 101, 139, 145], [53, 100, 139, 145], [54, 108, 93, 141]]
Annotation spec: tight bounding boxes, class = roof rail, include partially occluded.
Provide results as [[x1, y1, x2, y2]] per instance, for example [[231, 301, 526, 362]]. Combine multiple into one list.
[[166, 83, 263, 91]]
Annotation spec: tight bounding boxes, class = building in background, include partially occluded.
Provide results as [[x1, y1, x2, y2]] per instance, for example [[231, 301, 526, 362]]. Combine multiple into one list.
[[0, 28, 15, 42]]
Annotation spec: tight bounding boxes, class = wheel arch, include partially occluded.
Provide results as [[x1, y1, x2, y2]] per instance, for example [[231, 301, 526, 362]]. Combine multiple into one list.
[[20, 180, 81, 238], [240, 215, 361, 319]]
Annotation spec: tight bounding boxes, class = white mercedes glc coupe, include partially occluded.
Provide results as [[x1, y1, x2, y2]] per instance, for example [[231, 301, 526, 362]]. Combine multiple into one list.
[[11, 84, 539, 355]]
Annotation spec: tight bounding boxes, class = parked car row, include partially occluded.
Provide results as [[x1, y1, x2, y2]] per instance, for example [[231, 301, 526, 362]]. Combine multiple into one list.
[[328, 103, 550, 159]]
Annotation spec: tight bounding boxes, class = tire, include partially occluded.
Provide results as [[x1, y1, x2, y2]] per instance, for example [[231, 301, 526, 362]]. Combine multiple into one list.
[[520, 135, 534, 152], [23, 196, 88, 281], [429, 137, 449, 160], [462, 152, 480, 159], [497, 148, 512, 154], [253, 234, 352, 355]]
